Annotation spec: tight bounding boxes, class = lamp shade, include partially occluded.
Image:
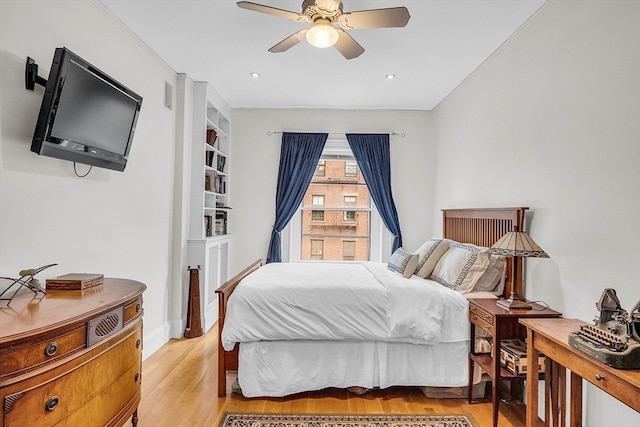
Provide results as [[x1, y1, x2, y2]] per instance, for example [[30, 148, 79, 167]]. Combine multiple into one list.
[[306, 18, 339, 48], [485, 226, 549, 258]]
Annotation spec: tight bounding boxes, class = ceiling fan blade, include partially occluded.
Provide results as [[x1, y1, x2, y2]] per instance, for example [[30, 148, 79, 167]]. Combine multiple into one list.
[[334, 29, 364, 60], [268, 29, 308, 53], [237, 1, 307, 22], [339, 7, 410, 29]]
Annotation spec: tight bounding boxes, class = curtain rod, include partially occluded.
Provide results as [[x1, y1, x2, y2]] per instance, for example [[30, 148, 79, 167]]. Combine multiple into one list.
[[266, 131, 405, 138]]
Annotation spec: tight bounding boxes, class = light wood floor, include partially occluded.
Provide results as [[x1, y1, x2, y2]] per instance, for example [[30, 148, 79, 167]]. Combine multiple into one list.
[[133, 327, 535, 427]]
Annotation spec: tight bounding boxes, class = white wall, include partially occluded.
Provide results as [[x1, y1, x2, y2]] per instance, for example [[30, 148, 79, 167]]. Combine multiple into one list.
[[0, 0, 182, 357], [433, 1, 640, 425], [229, 109, 434, 275]]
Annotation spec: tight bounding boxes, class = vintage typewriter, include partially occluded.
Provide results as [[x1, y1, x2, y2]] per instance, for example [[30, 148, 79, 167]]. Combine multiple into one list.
[[568, 288, 640, 369]]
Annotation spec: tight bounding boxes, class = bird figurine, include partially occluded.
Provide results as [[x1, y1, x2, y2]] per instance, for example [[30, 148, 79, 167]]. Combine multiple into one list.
[[0, 263, 57, 304]]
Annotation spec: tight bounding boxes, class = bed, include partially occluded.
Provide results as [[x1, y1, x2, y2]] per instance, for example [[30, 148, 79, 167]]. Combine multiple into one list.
[[216, 207, 528, 397]]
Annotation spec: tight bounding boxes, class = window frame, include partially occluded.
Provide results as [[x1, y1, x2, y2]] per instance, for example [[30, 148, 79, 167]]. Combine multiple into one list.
[[310, 239, 324, 260], [314, 160, 326, 177], [344, 160, 358, 178], [311, 210, 325, 221], [281, 138, 392, 263]]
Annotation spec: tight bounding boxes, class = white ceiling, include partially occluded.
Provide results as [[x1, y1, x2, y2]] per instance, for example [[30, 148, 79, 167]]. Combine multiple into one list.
[[99, 0, 547, 111]]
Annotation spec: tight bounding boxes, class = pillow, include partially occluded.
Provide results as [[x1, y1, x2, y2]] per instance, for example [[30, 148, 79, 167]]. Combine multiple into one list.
[[387, 248, 419, 279], [474, 253, 507, 294], [460, 244, 507, 295], [413, 238, 450, 278], [429, 242, 491, 293]]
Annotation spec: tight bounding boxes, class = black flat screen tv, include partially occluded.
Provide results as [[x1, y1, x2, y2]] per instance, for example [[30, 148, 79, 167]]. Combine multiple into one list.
[[31, 47, 143, 172]]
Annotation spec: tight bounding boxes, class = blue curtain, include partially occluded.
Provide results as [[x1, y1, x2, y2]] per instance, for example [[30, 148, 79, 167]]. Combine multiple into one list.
[[266, 132, 328, 263], [346, 133, 403, 252]]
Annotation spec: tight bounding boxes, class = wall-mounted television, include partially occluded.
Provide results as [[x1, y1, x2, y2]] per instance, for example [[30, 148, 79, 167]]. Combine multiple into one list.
[[31, 47, 143, 172]]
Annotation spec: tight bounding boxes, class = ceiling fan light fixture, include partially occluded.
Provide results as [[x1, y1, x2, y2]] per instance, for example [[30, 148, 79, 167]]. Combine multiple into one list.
[[306, 18, 339, 48], [314, 0, 339, 13]]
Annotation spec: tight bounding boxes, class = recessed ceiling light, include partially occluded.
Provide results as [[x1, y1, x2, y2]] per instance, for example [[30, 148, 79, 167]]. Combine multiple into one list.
[[249, 72, 261, 78], [385, 74, 396, 79]]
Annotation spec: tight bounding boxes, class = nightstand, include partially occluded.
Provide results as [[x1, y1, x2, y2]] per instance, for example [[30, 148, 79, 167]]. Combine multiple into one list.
[[468, 298, 561, 427]]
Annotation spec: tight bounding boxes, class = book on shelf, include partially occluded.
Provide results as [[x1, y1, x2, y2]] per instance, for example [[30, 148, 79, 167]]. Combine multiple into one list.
[[204, 215, 213, 237], [214, 211, 228, 235], [204, 175, 212, 192], [213, 175, 226, 194], [206, 150, 216, 168], [216, 154, 226, 173], [206, 129, 217, 146]]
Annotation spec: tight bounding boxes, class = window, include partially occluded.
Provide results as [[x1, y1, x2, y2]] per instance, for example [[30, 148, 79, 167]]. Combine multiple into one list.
[[343, 240, 356, 261], [310, 239, 324, 260], [283, 138, 392, 263], [343, 210, 356, 223], [301, 155, 370, 261], [345, 160, 357, 178], [314, 160, 326, 176]]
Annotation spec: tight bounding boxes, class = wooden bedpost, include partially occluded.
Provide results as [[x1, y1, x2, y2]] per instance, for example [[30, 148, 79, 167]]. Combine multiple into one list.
[[216, 259, 264, 397]]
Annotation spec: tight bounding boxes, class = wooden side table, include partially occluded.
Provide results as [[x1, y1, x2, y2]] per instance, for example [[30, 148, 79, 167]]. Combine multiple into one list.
[[468, 298, 562, 427], [520, 317, 640, 427]]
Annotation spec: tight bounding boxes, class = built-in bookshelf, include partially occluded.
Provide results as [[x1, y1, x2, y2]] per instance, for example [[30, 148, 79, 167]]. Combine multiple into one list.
[[189, 82, 231, 240], [187, 81, 231, 333], [204, 126, 229, 237]]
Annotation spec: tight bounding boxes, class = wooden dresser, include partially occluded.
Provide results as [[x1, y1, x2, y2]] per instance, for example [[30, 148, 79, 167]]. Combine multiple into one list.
[[0, 278, 146, 427]]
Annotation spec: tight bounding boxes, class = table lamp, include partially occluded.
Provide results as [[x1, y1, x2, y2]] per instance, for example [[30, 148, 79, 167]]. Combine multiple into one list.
[[485, 226, 549, 310]]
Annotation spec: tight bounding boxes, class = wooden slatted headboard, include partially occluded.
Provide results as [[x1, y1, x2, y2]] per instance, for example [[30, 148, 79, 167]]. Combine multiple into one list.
[[442, 207, 528, 300]]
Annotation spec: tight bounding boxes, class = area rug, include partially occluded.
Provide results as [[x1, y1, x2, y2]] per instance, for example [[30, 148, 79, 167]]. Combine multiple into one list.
[[218, 413, 479, 427]]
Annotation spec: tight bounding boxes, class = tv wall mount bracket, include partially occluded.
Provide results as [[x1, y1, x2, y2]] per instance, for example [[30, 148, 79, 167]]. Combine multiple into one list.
[[25, 57, 48, 91]]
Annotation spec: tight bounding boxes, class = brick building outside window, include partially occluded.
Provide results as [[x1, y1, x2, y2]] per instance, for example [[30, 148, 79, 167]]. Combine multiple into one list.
[[301, 158, 370, 261]]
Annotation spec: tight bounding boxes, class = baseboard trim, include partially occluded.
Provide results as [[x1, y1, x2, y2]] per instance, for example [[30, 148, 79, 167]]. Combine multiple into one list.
[[142, 321, 171, 360]]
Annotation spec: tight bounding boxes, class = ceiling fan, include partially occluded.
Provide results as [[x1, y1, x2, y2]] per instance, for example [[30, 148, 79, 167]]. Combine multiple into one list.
[[237, 0, 410, 59]]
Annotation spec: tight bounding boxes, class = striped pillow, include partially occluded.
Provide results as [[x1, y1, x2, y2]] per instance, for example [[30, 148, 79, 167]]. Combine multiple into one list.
[[429, 242, 491, 293], [414, 238, 450, 278], [387, 248, 419, 279]]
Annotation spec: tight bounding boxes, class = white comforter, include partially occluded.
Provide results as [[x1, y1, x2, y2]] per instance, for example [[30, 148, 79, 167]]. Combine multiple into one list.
[[221, 262, 469, 351]]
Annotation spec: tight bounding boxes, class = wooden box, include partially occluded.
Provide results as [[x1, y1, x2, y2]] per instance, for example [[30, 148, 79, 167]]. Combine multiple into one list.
[[500, 339, 545, 375], [46, 273, 104, 290]]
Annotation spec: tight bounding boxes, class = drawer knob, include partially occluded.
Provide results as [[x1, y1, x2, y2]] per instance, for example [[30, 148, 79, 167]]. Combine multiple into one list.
[[595, 374, 604, 381], [136, 303, 141, 313], [45, 396, 59, 412], [136, 339, 141, 349], [134, 372, 140, 382], [44, 342, 58, 357]]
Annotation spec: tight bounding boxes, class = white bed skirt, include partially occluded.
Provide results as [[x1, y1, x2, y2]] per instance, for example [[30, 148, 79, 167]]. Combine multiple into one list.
[[237, 340, 474, 397]]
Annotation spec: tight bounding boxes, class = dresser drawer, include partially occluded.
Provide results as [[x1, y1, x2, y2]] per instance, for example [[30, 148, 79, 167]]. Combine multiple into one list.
[[470, 303, 494, 334], [123, 295, 143, 324], [564, 351, 640, 409], [3, 324, 142, 427], [0, 326, 86, 379]]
